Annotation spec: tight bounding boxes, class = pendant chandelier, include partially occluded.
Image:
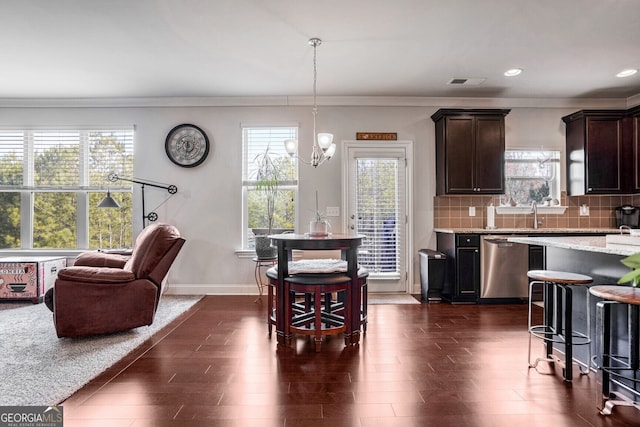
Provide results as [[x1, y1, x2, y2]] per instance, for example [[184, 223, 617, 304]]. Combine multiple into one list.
[[284, 37, 336, 168]]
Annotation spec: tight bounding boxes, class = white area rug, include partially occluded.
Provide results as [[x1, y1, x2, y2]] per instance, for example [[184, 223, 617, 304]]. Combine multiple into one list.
[[0, 295, 202, 406], [368, 293, 421, 305]]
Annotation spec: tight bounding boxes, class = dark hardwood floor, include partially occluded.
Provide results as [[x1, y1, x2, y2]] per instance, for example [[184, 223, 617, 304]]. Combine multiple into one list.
[[60, 296, 640, 426]]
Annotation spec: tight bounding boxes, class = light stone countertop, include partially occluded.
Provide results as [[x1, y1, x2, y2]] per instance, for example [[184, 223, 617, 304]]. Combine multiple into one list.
[[434, 228, 619, 235], [507, 235, 640, 257]]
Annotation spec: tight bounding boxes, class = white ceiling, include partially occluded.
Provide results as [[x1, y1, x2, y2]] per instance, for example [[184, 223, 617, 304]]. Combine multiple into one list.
[[1, 0, 639, 101]]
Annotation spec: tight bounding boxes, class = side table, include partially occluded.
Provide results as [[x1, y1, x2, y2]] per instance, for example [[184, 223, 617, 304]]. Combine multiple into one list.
[[252, 257, 277, 302]]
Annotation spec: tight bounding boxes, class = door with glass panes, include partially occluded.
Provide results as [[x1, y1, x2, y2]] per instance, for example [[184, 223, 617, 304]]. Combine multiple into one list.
[[343, 141, 412, 293]]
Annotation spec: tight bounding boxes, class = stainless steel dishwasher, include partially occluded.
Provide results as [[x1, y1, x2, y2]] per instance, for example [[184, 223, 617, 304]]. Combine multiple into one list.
[[480, 235, 530, 300]]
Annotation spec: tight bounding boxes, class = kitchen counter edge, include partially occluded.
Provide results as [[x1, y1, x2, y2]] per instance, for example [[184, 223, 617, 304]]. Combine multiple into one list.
[[434, 228, 618, 235], [507, 235, 639, 257]]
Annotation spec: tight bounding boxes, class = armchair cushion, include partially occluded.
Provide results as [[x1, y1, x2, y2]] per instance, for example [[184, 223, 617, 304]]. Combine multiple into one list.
[[74, 252, 129, 268], [57, 266, 135, 284], [124, 223, 183, 279]]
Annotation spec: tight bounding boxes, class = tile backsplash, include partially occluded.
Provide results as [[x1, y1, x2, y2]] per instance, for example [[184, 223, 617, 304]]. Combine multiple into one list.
[[434, 192, 640, 229]]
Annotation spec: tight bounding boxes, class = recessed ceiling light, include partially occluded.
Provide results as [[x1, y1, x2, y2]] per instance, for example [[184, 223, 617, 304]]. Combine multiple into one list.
[[504, 68, 523, 77], [616, 68, 638, 78]]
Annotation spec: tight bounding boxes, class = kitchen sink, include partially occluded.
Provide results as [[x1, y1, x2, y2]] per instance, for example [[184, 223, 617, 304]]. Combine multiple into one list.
[[605, 234, 640, 247]]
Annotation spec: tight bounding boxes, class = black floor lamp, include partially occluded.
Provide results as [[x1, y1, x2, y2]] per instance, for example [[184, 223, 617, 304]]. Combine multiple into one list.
[[98, 173, 178, 228]]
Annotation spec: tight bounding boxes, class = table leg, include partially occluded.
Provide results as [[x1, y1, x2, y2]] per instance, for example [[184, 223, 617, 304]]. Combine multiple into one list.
[[346, 245, 361, 346]]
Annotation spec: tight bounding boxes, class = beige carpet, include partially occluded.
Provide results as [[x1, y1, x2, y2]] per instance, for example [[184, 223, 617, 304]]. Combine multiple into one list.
[[0, 295, 203, 406], [368, 293, 421, 305]]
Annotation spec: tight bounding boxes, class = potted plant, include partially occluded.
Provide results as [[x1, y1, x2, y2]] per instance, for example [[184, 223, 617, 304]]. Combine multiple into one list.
[[251, 145, 286, 259]]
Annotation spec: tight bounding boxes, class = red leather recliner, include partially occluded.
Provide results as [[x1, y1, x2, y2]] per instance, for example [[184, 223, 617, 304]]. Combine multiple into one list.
[[50, 223, 185, 338]]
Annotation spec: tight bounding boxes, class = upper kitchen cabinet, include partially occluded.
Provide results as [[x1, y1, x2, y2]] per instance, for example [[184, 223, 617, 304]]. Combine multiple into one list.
[[562, 110, 631, 195], [431, 109, 510, 195], [631, 105, 640, 192]]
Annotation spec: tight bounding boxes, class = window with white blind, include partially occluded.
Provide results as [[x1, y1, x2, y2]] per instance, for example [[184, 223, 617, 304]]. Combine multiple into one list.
[[355, 158, 406, 277], [242, 125, 298, 250], [0, 128, 134, 249]]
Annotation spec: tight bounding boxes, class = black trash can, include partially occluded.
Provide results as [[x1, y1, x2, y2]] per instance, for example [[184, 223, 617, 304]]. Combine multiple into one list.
[[418, 249, 446, 302]]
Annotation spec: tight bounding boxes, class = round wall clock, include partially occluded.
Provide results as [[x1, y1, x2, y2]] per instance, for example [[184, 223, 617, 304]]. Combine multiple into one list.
[[165, 124, 210, 168]]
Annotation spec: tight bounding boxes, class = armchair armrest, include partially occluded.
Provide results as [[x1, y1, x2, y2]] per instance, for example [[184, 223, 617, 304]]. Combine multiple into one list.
[[57, 266, 135, 284], [74, 251, 130, 268]]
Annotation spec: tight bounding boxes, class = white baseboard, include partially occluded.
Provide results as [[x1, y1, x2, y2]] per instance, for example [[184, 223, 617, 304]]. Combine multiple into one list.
[[164, 283, 260, 295]]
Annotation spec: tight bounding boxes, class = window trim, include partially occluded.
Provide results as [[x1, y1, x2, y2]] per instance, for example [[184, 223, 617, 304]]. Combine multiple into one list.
[[241, 124, 299, 252]]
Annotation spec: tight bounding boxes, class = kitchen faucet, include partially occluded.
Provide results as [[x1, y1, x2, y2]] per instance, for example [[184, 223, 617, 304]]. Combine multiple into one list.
[[531, 201, 538, 229]]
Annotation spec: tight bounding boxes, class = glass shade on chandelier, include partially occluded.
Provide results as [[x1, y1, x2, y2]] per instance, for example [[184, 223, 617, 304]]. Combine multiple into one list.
[[284, 37, 336, 168], [284, 132, 336, 168]]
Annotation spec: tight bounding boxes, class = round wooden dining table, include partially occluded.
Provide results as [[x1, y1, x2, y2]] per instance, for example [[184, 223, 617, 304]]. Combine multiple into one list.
[[268, 233, 365, 347]]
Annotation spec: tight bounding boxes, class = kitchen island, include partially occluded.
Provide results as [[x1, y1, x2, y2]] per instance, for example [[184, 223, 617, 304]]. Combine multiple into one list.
[[434, 229, 618, 304], [509, 235, 640, 409]]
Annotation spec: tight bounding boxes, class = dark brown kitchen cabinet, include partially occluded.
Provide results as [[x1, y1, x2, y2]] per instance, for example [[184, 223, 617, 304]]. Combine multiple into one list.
[[436, 233, 479, 303], [562, 110, 631, 195], [432, 108, 510, 195], [631, 105, 640, 192]]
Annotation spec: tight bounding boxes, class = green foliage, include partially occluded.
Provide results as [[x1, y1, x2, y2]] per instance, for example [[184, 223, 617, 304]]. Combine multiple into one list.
[[0, 131, 133, 249], [250, 146, 295, 233], [618, 252, 640, 286], [528, 182, 550, 203]]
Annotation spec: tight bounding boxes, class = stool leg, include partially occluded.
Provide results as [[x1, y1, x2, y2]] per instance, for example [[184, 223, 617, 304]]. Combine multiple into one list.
[[268, 283, 273, 337], [580, 288, 592, 374], [551, 281, 561, 360], [630, 304, 639, 371], [362, 281, 368, 333], [314, 286, 322, 352], [564, 285, 573, 382], [597, 300, 613, 413], [527, 280, 537, 367]]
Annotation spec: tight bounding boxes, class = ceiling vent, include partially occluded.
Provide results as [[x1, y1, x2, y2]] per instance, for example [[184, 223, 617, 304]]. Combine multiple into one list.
[[447, 77, 487, 86]]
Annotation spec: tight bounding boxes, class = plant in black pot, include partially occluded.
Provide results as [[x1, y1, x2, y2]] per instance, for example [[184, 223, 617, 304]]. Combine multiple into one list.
[[250, 145, 294, 259]]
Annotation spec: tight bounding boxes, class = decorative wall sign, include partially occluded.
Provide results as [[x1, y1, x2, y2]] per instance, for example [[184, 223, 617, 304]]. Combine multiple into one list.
[[356, 132, 397, 141]]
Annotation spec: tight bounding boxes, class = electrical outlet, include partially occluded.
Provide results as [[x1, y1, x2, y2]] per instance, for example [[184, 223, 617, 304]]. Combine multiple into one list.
[[469, 207, 476, 217], [326, 206, 340, 217], [579, 205, 590, 216]]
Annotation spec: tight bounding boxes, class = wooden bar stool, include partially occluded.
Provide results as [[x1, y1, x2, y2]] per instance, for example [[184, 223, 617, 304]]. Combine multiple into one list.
[[527, 269, 593, 382], [286, 273, 351, 352], [265, 266, 368, 346], [589, 285, 640, 415]]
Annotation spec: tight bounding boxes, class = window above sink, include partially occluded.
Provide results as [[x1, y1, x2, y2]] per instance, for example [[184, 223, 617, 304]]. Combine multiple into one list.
[[504, 150, 561, 206]]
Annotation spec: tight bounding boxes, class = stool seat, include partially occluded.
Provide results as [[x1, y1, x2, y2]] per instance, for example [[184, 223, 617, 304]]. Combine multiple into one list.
[[589, 285, 640, 305], [285, 273, 353, 286], [528, 270, 593, 285]]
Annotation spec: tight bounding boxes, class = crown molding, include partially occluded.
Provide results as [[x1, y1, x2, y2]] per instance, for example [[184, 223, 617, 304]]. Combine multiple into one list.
[[0, 95, 634, 109]]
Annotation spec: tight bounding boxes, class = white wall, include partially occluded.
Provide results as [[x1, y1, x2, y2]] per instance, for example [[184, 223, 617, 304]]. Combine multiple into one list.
[[0, 98, 623, 294]]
